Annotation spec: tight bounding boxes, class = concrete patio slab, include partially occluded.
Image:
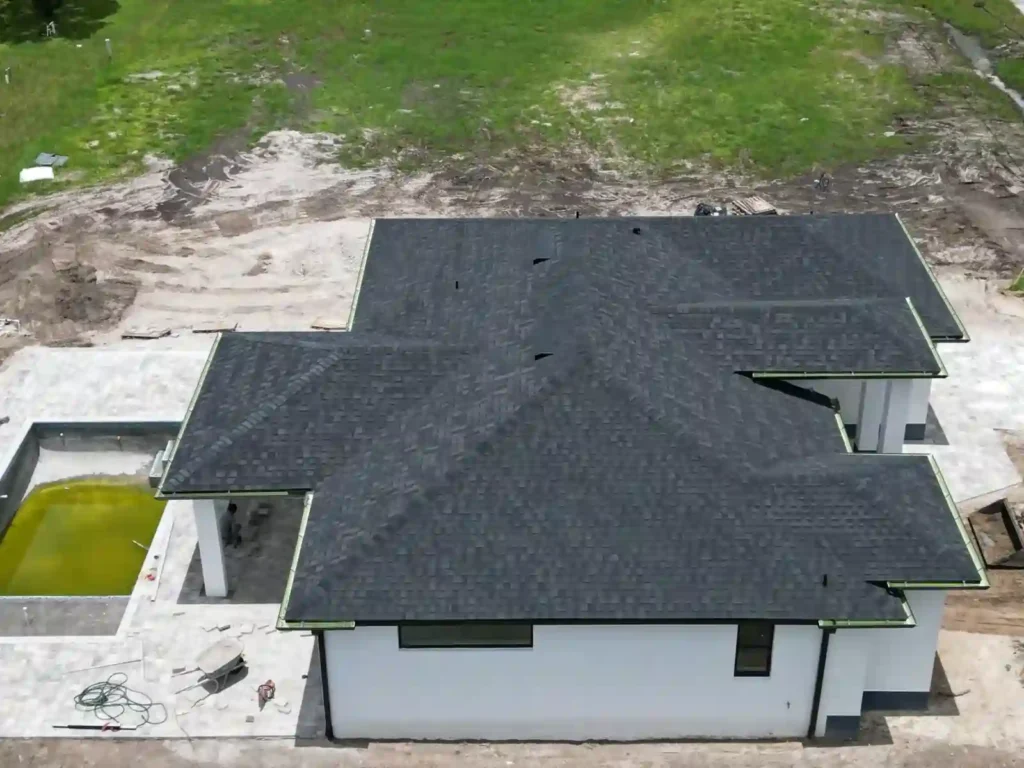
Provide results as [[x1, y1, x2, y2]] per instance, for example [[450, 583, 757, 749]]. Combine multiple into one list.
[[906, 276, 1024, 504]]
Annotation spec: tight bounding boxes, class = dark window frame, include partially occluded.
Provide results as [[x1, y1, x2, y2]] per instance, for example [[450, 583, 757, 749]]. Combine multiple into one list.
[[734, 621, 774, 677], [398, 623, 534, 649]]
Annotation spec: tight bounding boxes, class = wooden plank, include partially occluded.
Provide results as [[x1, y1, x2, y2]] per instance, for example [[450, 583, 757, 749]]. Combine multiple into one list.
[[191, 322, 238, 334], [311, 318, 348, 331], [732, 195, 777, 216], [121, 327, 171, 340]]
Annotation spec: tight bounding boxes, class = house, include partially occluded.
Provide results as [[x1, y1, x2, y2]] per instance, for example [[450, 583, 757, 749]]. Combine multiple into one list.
[[157, 214, 986, 742]]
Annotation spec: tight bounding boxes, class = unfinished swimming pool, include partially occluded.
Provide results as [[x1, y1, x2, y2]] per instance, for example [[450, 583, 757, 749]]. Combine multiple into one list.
[[0, 479, 166, 596], [0, 420, 178, 635]]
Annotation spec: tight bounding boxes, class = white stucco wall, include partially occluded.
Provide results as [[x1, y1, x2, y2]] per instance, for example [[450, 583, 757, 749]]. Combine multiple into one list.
[[792, 378, 932, 452], [324, 624, 823, 741], [863, 590, 946, 693], [814, 628, 871, 736]]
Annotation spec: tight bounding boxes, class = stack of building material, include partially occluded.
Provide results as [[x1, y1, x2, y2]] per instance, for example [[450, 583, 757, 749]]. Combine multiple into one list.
[[732, 196, 777, 215]]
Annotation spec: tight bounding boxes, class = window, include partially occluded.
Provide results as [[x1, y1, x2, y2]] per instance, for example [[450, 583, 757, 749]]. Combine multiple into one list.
[[398, 623, 533, 649], [734, 621, 774, 676]]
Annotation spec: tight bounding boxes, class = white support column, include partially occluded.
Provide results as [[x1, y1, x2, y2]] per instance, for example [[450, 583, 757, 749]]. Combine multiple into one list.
[[878, 380, 913, 454], [193, 499, 229, 598], [905, 379, 932, 440], [855, 381, 885, 452]]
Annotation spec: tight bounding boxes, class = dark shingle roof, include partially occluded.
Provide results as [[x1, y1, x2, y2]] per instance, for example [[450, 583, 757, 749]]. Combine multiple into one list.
[[655, 298, 941, 374], [161, 215, 980, 624]]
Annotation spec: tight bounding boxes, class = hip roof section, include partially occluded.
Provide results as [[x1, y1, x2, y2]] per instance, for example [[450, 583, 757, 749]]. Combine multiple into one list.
[[159, 215, 980, 624]]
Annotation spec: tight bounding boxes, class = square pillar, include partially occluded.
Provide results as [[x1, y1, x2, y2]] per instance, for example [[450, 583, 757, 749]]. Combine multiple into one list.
[[878, 380, 913, 454], [193, 499, 229, 598], [855, 381, 884, 452], [905, 379, 932, 440]]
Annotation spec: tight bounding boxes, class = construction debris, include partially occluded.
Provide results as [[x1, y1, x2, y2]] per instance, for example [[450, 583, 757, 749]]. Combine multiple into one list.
[[35, 152, 69, 168], [311, 318, 347, 331], [257, 680, 276, 711], [19, 167, 54, 184], [121, 327, 171, 340], [731, 195, 777, 216], [694, 202, 728, 216], [191, 321, 238, 334]]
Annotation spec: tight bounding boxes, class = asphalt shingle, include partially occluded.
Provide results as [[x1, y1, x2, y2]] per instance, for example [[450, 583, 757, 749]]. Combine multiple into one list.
[[160, 215, 980, 624]]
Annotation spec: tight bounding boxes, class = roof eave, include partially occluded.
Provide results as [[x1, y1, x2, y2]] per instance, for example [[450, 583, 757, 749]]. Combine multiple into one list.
[[894, 213, 970, 343], [276, 492, 360, 631], [156, 333, 224, 498]]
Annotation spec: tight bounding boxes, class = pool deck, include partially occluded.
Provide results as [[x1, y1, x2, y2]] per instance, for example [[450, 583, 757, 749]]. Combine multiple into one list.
[[0, 344, 323, 740], [0, 274, 1017, 739]]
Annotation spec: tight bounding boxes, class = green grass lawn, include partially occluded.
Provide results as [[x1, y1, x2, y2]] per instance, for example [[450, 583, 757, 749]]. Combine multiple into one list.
[[0, 0, 1019, 209]]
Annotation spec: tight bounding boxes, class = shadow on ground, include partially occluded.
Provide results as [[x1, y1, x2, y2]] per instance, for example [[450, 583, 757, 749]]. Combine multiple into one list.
[[814, 652, 961, 748], [905, 405, 950, 447], [295, 636, 328, 743], [0, 0, 119, 44], [177, 497, 304, 604]]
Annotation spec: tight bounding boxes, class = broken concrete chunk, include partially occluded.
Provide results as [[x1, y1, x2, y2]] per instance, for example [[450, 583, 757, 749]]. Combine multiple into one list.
[[217, 624, 232, 632], [237, 623, 254, 636], [245, 715, 255, 723]]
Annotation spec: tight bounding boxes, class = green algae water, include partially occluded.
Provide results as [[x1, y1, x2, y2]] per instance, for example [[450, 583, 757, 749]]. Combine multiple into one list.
[[0, 479, 166, 596]]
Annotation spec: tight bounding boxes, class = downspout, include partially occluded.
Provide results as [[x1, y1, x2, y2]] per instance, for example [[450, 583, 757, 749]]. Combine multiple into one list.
[[807, 627, 835, 739], [316, 630, 336, 742]]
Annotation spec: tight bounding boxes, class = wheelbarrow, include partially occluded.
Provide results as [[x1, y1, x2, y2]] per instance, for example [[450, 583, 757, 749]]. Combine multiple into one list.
[[173, 637, 246, 696]]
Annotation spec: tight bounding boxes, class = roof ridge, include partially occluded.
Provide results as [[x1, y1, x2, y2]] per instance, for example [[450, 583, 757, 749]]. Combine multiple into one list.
[[311, 344, 592, 573]]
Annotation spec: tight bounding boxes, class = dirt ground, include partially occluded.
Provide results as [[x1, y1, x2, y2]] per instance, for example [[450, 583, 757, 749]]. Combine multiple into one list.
[[7, 736, 1024, 768], [1, 69, 1024, 362]]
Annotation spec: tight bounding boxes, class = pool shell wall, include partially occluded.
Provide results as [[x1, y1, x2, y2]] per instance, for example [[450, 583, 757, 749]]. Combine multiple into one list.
[[0, 420, 179, 637]]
